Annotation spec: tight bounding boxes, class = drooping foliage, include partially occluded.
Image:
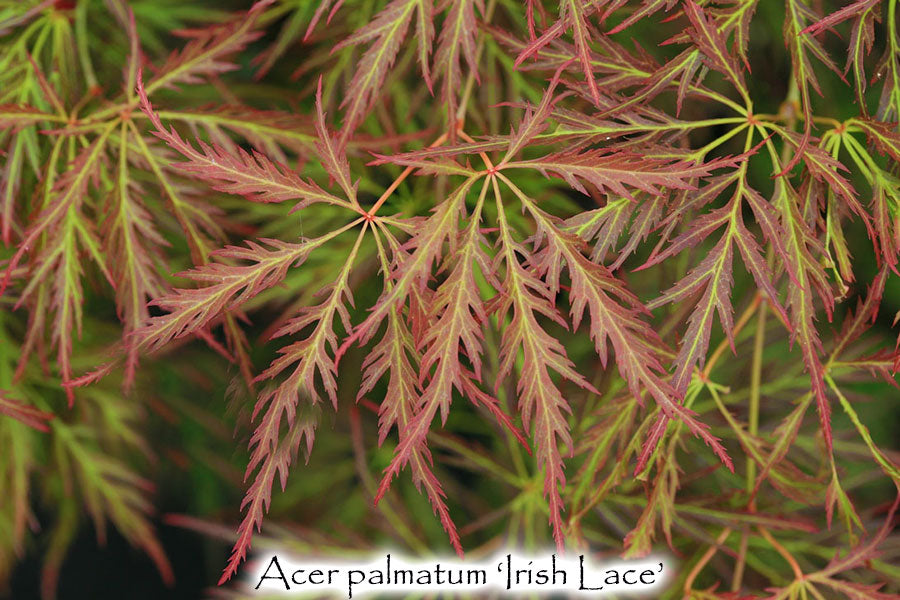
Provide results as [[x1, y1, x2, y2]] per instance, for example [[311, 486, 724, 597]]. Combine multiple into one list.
[[0, 0, 898, 597]]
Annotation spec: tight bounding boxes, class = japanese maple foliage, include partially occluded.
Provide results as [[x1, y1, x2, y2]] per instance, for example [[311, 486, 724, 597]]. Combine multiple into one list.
[[1, 0, 899, 597]]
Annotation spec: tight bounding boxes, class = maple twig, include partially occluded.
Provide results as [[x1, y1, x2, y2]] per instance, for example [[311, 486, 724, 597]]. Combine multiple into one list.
[[366, 131, 450, 219], [758, 526, 805, 581], [733, 299, 768, 591], [457, 129, 495, 171], [683, 526, 732, 597]]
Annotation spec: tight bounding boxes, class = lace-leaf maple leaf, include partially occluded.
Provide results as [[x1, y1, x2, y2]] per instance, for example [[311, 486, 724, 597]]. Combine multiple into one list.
[[315, 79, 359, 205], [776, 178, 836, 451], [766, 496, 899, 600], [682, 0, 748, 102], [706, 0, 758, 68], [499, 173, 732, 475], [1, 122, 116, 298], [0, 392, 53, 432], [641, 163, 791, 397], [3, 125, 117, 403], [106, 123, 169, 388], [874, 0, 900, 121], [433, 0, 481, 130], [334, 0, 433, 144], [605, 0, 678, 35], [145, 0, 274, 94], [219, 405, 317, 584], [137, 78, 360, 213], [126, 75, 361, 367], [56, 424, 174, 587], [843, 119, 900, 270], [492, 176, 597, 550], [8, 0, 897, 589], [340, 177, 478, 353], [597, 48, 703, 119], [360, 231, 463, 556], [801, 0, 879, 110], [505, 151, 737, 200], [135, 227, 356, 356], [515, 0, 601, 105], [781, 0, 845, 175], [374, 184, 490, 511], [500, 62, 569, 162], [220, 225, 367, 582]]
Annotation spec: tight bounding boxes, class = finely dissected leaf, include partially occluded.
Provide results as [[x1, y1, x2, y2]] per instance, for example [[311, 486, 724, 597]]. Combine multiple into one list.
[[801, 0, 879, 110], [800, 0, 879, 36], [305, 0, 345, 41], [4, 126, 117, 402], [747, 392, 814, 501], [375, 185, 490, 514], [334, 0, 433, 143], [315, 79, 359, 205], [372, 138, 507, 166], [135, 225, 356, 355], [841, 121, 900, 269], [777, 129, 864, 220], [432, 0, 481, 129], [138, 78, 359, 213], [776, 179, 836, 451], [501, 62, 569, 162], [1, 122, 116, 299], [853, 118, 900, 163], [145, 0, 274, 94], [515, 0, 601, 105], [764, 497, 900, 600], [0, 392, 53, 432], [359, 228, 465, 556], [654, 233, 736, 393], [222, 225, 366, 582], [493, 177, 595, 550], [504, 151, 734, 199], [623, 458, 677, 556], [828, 377, 900, 487], [126, 120, 225, 266], [1, 131, 26, 246], [781, 0, 845, 175], [219, 407, 316, 584], [643, 165, 790, 397], [370, 152, 478, 177], [55, 424, 173, 586], [564, 196, 634, 263], [500, 174, 732, 474], [359, 306, 420, 445], [605, 0, 678, 35], [874, 0, 900, 121], [706, 0, 758, 68], [340, 178, 477, 353], [833, 269, 888, 360], [106, 123, 168, 388], [683, 0, 748, 99], [152, 105, 316, 156], [599, 48, 703, 119], [560, 0, 600, 105]]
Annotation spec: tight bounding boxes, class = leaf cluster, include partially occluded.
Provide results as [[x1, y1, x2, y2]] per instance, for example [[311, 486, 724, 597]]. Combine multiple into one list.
[[0, 0, 898, 597]]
